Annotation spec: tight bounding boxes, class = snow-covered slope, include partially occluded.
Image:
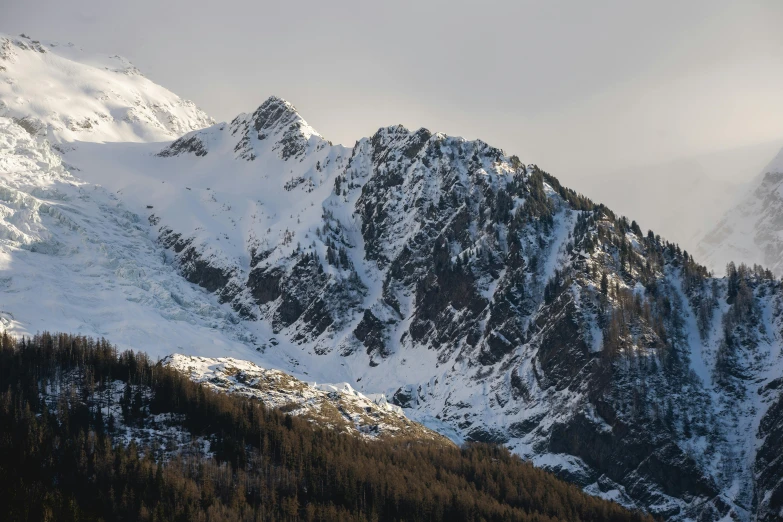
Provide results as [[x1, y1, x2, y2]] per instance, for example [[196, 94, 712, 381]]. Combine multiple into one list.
[[697, 146, 783, 277], [2, 32, 783, 522], [0, 33, 213, 143], [0, 116, 261, 356], [55, 96, 353, 323]]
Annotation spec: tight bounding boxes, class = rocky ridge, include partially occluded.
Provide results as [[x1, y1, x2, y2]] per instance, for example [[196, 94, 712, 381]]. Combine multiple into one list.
[[163, 353, 452, 444]]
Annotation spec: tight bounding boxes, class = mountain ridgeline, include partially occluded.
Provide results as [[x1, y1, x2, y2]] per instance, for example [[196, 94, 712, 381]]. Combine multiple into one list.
[[153, 98, 783, 521]]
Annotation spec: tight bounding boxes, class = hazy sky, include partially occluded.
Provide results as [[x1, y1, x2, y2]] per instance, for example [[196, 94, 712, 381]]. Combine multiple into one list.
[[5, 0, 783, 185]]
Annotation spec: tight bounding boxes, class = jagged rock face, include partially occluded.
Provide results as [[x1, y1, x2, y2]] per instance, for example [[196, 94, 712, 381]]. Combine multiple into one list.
[[232, 96, 316, 161], [146, 106, 783, 521], [347, 127, 512, 359], [159, 96, 326, 162], [755, 380, 783, 521], [698, 147, 783, 278], [152, 97, 359, 334]]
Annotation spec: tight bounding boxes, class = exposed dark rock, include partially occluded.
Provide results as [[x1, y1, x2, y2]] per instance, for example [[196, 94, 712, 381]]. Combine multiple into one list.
[[478, 332, 515, 366], [392, 386, 417, 408], [549, 413, 720, 519], [353, 310, 387, 357], [755, 389, 783, 521], [247, 266, 283, 304], [465, 427, 509, 444], [508, 414, 545, 438], [535, 295, 591, 390], [158, 135, 208, 157], [158, 228, 234, 295], [250, 96, 297, 133], [509, 368, 531, 401]]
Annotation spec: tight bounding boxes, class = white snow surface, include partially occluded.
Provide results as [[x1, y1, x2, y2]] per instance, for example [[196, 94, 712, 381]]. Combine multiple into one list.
[[697, 143, 783, 276], [0, 33, 213, 143], [0, 116, 261, 357]]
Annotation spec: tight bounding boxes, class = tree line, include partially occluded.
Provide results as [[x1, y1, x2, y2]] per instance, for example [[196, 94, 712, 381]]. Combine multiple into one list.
[[0, 332, 653, 521]]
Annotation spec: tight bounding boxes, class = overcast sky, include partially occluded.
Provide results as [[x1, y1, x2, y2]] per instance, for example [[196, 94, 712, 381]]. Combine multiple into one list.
[[5, 0, 783, 186]]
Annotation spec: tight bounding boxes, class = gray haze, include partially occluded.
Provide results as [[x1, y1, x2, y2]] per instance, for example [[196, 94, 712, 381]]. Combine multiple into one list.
[[5, 0, 783, 250]]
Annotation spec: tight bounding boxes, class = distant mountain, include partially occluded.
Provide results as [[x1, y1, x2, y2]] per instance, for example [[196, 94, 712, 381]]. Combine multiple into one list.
[[1, 31, 783, 521], [697, 146, 783, 277], [0, 32, 213, 142], [570, 141, 780, 252]]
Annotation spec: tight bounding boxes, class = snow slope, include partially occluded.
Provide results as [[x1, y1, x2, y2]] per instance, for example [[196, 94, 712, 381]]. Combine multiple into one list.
[[0, 32, 213, 143], [697, 145, 783, 277], [0, 116, 258, 356], [0, 33, 263, 363]]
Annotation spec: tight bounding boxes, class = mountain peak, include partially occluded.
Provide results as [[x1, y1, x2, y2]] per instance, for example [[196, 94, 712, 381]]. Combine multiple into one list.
[[160, 95, 331, 162], [223, 96, 324, 161], [250, 95, 302, 133]]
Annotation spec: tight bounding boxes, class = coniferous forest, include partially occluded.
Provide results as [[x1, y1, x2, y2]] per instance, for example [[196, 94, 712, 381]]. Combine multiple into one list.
[[0, 332, 654, 522]]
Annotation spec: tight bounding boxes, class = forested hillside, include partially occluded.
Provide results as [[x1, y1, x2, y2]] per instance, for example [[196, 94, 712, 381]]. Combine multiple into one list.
[[0, 332, 652, 521]]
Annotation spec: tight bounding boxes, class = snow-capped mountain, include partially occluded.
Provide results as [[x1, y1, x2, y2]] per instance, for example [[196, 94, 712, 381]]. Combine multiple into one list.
[[0, 33, 213, 142], [697, 146, 783, 278], [2, 32, 783, 521], [146, 106, 783, 520]]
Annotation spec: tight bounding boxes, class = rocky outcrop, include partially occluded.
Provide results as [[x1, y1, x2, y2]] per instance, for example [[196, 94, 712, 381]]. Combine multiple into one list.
[[755, 382, 783, 521], [163, 354, 452, 444]]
